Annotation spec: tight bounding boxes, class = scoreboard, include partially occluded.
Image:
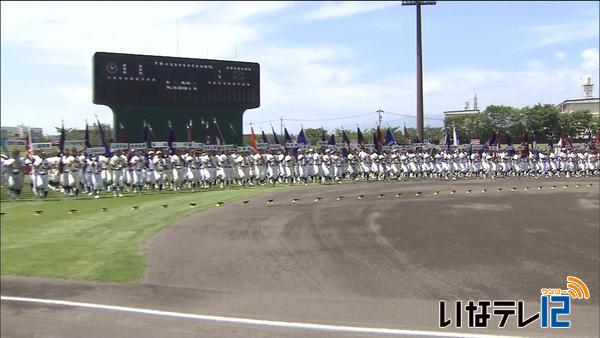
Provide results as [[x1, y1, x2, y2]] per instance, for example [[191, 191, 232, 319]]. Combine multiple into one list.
[[93, 52, 260, 108], [92, 52, 260, 145]]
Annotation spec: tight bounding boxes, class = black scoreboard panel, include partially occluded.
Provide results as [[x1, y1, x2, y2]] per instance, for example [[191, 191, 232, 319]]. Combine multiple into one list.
[[93, 52, 260, 108]]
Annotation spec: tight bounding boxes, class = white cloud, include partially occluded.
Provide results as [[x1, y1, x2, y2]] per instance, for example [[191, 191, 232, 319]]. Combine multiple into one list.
[[0, 1, 290, 134], [0, 1, 288, 69], [581, 48, 599, 70], [555, 51, 567, 60], [244, 62, 594, 134], [304, 1, 399, 20], [527, 59, 544, 70], [1, 1, 598, 137], [526, 20, 599, 49]]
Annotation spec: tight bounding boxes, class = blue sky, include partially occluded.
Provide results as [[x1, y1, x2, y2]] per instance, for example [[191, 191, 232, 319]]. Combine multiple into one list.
[[1, 1, 598, 135]]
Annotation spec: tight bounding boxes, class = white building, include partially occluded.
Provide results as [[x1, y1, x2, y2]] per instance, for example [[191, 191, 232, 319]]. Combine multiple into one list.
[[443, 109, 480, 118], [0, 125, 44, 139], [555, 97, 599, 116]]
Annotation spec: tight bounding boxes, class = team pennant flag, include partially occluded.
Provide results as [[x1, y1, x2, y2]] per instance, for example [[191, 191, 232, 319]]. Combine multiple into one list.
[[372, 132, 380, 152], [85, 120, 92, 148], [261, 130, 269, 144], [213, 118, 225, 145], [385, 127, 396, 146], [284, 128, 292, 144], [452, 124, 459, 146], [187, 119, 194, 143], [143, 120, 150, 145], [167, 120, 175, 151], [271, 125, 280, 145], [507, 134, 516, 156], [328, 133, 336, 145], [342, 129, 351, 146], [521, 131, 529, 157], [202, 119, 211, 145], [250, 125, 258, 152], [357, 126, 365, 146], [0, 137, 8, 155], [586, 130, 596, 150], [376, 126, 384, 148], [296, 127, 307, 145], [59, 121, 66, 155], [96, 116, 111, 156], [484, 131, 498, 147], [119, 122, 127, 143], [403, 123, 410, 144]]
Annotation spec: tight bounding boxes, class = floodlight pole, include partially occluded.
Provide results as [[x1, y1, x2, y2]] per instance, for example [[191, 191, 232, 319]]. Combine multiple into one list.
[[403, 0, 435, 142]]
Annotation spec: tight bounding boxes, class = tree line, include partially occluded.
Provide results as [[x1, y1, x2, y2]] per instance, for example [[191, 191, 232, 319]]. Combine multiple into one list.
[[248, 103, 599, 146], [38, 102, 599, 147], [445, 104, 599, 144]]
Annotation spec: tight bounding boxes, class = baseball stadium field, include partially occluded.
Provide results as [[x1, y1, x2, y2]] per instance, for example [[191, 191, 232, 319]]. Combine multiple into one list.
[[1, 178, 599, 338]]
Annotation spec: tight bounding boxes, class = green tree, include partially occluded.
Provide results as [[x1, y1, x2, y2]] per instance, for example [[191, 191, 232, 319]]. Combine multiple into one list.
[[559, 110, 594, 141], [520, 104, 560, 143], [423, 126, 445, 144], [52, 124, 113, 146], [304, 128, 328, 146]]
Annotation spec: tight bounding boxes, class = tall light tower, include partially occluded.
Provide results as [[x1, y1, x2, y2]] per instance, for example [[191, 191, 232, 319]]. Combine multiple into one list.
[[402, 0, 436, 142], [582, 76, 594, 99]]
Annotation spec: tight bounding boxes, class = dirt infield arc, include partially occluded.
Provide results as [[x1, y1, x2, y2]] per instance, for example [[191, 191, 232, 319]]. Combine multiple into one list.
[[141, 178, 599, 336], [2, 178, 599, 337]]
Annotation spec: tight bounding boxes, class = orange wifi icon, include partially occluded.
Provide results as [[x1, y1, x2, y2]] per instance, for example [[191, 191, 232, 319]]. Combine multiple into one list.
[[566, 276, 590, 300]]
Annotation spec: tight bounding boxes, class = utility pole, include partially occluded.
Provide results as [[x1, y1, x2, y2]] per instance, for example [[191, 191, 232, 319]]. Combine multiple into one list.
[[280, 116, 283, 137], [402, 0, 436, 142], [377, 108, 383, 128]]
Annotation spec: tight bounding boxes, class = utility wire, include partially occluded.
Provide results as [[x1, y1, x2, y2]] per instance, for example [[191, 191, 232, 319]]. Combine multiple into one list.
[[244, 110, 444, 128], [382, 110, 444, 121]]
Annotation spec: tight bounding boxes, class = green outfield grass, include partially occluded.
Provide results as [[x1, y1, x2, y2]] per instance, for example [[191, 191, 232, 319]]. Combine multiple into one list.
[[0, 185, 293, 282]]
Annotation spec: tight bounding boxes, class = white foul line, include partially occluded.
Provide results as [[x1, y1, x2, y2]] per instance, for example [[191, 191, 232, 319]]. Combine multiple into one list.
[[1, 295, 525, 338]]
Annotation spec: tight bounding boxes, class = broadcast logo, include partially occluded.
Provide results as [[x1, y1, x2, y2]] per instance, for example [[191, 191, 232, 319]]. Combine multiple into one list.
[[440, 276, 590, 329]]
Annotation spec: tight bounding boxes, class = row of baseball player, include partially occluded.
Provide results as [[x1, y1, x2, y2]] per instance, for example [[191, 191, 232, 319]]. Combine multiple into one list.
[[2, 147, 598, 199]]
